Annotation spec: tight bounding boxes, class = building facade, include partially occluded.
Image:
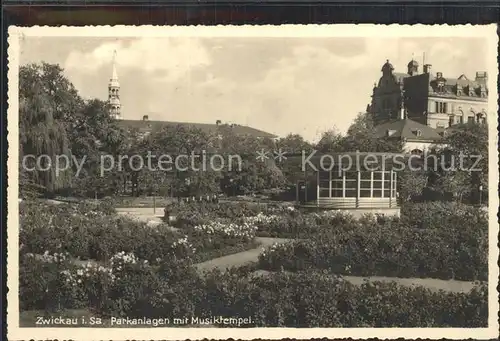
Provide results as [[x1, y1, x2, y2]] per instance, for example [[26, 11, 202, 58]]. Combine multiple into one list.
[[368, 59, 489, 129]]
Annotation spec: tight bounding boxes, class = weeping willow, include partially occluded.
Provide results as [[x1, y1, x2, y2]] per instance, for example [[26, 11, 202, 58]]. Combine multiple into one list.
[[19, 63, 74, 195]]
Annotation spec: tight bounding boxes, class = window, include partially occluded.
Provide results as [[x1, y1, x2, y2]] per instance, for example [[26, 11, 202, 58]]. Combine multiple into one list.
[[331, 172, 343, 198], [437, 81, 445, 92], [448, 116, 454, 127], [318, 170, 397, 199], [318, 171, 330, 197], [467, 116, 474, 123], [344, 171, 357, 198], [435, 102, 447, 113], [459, 116, 464, 124]]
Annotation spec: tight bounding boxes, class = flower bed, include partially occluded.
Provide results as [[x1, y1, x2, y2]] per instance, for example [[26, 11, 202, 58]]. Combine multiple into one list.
[[247, 210, 360, 238], [20, 200, 257, 266], [258, 213, 488, 281], [20, 252, 487, 327]]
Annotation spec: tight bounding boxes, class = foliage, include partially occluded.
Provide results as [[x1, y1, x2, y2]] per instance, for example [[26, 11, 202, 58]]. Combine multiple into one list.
[[20, 200, 257, 266], [259, 207, 488, 281], [426, 123, 488, 204], [275, 134, 314, 185], [170, 201, 265, 225], [201, 270, 487, 327], [19, 63, 78, 194], [339, 112, 403, 152], [20, 252, 487, 327], [400, 201, 487, 230], [398, 168, 428, 203], [315, 128, 344, 153]]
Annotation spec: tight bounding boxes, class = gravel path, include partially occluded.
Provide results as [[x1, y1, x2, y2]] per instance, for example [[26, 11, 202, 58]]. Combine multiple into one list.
[[252, 270, 480, 293]]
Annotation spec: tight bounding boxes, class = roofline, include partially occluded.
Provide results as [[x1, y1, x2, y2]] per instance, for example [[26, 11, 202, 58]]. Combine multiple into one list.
[[117, 119, 277, 138]]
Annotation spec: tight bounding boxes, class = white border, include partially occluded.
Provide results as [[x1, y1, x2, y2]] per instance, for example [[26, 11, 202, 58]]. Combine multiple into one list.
[[7, 24, 499, 340]]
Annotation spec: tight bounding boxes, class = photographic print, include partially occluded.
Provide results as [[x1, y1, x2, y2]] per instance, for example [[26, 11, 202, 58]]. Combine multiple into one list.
[[6, 24, 499, 340]]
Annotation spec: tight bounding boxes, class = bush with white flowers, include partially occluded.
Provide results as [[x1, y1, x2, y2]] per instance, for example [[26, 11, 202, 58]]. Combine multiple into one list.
[[193, 221, 257, 240]]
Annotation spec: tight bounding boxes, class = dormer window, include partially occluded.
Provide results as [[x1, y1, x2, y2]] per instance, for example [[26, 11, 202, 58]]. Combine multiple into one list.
[[412, 129, 422, 137], [386, 129, 396, 137], [479, 84, 487, 98], [435, 72, 446, 92], [467, 85, 475, 97]]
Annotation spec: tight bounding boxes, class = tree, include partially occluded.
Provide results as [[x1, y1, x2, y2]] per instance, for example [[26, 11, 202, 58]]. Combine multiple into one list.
[[315, 128, 344, 153], [19, 63, 83, 195], [341, 112, 403, 152], [398, 168, 428, 203], [274, 134, 313, 186], [68, 99, 128, 198], [428, 123, 488, 204]]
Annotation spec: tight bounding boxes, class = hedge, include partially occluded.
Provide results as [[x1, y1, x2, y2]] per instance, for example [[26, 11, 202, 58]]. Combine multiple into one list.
[[400, 201, 487, 230], [259, 213, 488, 281], [20, 255, 487, 328]]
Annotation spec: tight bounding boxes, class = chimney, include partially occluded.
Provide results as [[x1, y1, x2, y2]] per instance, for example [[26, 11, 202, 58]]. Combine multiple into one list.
[[436, 72, 443, 79], [423, 64, 432, 74], [143, 115, 149, 121], [475, 71, 488, 83]]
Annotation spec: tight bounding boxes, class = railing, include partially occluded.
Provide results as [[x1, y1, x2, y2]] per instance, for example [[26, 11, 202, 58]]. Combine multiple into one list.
[[315, 197, 397, 209]]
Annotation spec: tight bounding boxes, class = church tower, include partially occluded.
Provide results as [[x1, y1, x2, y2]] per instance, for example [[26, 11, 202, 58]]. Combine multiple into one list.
[[108, 50, 121, 120]]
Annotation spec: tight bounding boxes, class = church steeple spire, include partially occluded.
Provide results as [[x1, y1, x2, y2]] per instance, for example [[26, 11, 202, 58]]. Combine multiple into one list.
[[108, 50, 121, 120]]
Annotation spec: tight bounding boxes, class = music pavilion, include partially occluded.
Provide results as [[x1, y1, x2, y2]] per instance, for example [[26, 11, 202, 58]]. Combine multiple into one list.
[[295, 152, 407, 217]]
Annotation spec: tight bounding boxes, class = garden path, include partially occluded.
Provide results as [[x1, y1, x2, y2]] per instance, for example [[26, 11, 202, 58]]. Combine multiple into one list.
[[253, 270, 479, 293], [195, 237, 290, 271], [115, 207, 176, 229]]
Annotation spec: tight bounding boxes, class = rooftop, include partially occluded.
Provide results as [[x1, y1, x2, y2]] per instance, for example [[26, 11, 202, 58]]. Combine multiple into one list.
[[374, 118, 443, 141], [117, 119, 278, 139]]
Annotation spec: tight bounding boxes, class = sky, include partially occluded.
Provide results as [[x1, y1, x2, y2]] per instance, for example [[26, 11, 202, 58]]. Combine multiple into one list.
[[19, 35, 488, 141]]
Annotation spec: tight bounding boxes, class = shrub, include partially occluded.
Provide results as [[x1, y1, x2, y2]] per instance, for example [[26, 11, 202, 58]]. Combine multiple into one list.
[[20, 199, 259, 267], [400, 201, 487, 229], [201, 270, 487, 327], [170, 201, 263, 221], [19, 249, 487, 327], [19, 252, 89, 311], [259, 211, 488, 281]]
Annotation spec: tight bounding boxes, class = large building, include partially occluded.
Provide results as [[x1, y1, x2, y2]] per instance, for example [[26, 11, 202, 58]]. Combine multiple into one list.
[[107, 52, 277, 140], [368, 59, 489, 129]]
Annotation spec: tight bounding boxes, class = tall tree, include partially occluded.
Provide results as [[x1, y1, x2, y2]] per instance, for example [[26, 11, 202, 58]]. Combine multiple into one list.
[[315, 128, 344, 153], [427, 123, 489, 203], [19, 63, 83, 195], [341, 112, 403, 152]]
